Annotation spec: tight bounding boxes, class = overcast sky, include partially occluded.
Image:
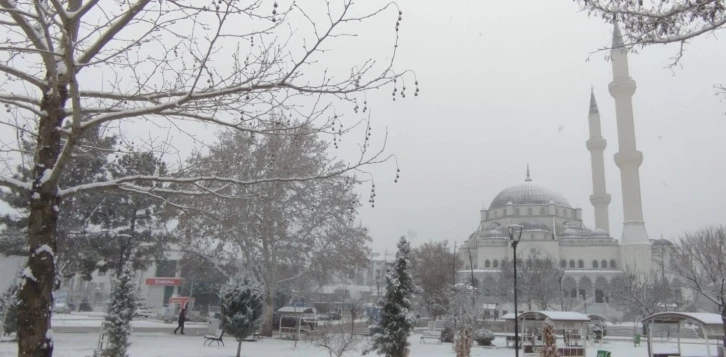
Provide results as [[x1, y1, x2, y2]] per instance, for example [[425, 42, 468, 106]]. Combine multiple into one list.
[[1, 0, 724, 258], [356, 0, 726, 255]]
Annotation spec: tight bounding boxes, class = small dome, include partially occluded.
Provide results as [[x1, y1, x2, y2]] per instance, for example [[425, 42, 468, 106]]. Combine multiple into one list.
[[591, 228, 609, 237], [483, 228, 506, 239], [520, 220, 550, 232], [488, 181, 571, 210], [652, 239, 674, 247], [561, 228, 581, 237]]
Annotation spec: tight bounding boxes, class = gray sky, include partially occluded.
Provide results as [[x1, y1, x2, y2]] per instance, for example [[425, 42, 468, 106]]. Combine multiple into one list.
[[357, 0, 726, 254], [1, 0, 724, 257]]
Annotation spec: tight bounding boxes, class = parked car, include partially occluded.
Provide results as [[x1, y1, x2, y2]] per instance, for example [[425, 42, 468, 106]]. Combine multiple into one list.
[[134, 308, 156, 319], [327, 312, 341, 321], [53, 303, 71, 314]]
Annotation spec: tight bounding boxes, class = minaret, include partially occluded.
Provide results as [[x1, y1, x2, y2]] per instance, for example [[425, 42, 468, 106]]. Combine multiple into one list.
[[609, 23, 651, 272], [586, 89, 611, 232]]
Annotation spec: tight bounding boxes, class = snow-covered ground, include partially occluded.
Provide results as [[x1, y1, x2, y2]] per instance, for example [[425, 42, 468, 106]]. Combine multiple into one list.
[[0, 332, 713, 357]]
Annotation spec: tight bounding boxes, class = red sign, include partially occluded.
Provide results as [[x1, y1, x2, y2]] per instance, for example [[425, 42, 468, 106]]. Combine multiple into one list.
[[169, 296, 195, 305], [145, 277, 184, 286]]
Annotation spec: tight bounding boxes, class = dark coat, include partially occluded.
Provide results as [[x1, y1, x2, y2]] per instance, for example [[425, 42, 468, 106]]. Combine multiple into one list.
[[178, 310, 186, 323]]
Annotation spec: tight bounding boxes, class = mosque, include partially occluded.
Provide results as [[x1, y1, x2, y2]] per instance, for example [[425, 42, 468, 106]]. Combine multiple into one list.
[[457, 25, 673, 317]]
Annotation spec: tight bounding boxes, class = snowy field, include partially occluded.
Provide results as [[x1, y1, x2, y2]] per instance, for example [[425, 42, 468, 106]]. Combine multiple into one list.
[[0, 332, 710, 357]]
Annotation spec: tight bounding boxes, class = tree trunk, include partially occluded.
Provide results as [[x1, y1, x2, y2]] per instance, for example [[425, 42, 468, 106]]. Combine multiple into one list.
[[721, 305, 726, 349], [236, 339, 242, 357], [18, 86, 69, 357], [261, 284, 276, 336]]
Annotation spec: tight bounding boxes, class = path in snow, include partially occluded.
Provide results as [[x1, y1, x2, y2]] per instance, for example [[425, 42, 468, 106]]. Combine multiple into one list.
[[0, 332, 692, 357]]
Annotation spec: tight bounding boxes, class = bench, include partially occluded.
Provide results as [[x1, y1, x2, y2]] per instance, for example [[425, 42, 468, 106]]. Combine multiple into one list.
[[353, 328, 371, 339], [203, 330, 225, 347], [420, 333, 441, 344]]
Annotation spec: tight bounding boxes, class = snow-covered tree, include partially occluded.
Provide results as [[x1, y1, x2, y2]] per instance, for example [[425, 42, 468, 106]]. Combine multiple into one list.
[[100, 257, 137, 357], [540, 318, 560, 357], [447, 281, 486, 327], [0, 127, 117, 281], [219, 274, 265, 357], [411, 241, 460, 319], [175, 127, 372, 336], [315, 322, 361, 357], [669, 226, 726, 348], [575, 0, 726, 67], [0, 1, 415, 354], [365, 236, 415, 357], [609, 269, 684, 323], [498, 251, 563, 310], [0, 279, 19, 337]]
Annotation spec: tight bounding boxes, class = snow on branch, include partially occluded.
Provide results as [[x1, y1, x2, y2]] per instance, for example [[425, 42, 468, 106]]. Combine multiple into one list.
[[576, 0, 726, 66], [0, 176, 32, 192]]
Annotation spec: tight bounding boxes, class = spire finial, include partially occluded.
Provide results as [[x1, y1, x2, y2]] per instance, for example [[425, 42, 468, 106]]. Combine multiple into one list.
[[589, 87, 599, 116], [612, 22, 625, 49], [525, 164, 532, 182]]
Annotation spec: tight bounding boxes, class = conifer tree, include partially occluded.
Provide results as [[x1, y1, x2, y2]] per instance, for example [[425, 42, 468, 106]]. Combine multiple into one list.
[[540, 318, 560, 357], [0, 281, 19, 337], [101, 257, 137, 357], [219, 274, 265, 357], [366, 236, 415, 357]]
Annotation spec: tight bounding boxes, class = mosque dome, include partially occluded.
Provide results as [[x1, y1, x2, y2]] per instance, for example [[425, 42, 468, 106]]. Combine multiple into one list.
[[590, 228, 610, 237], [488, 178, 571, 210]]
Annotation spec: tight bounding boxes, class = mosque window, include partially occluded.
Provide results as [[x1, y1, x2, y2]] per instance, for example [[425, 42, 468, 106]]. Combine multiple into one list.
[[578, 260, 584, 268], [560, 260, 566, 268], [493, 260, 499, 268], [527, 208, 533, 216], [569, 260, 575, 268], [610, 259, 617, 269], [601, 259, 607, 269], [540, 207, 545, 216], [515, 208, 520, 216], [592, 260, 599, 269], [485, 260, 490, 268]]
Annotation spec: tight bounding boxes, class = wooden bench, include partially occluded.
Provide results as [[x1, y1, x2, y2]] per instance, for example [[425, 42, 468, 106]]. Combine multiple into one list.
[[203, 330, 225, 346], [420, 333, 441, 344], [353, 328, 371, 339]]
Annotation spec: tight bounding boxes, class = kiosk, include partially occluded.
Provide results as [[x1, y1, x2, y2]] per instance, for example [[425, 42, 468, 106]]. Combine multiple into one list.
[[642, 312, 725, 357]]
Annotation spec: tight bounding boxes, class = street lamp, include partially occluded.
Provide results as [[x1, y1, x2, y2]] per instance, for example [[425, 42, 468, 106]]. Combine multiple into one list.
[[559, 275, 565, 311], [508, 224, 523, 357]]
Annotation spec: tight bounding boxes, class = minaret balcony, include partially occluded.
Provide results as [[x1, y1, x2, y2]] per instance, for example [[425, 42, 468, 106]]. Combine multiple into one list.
[[614, 151, 643, 168], [586, 138, 607, 151], [608, 78, 636, 97], [590, 194, 612, 205]]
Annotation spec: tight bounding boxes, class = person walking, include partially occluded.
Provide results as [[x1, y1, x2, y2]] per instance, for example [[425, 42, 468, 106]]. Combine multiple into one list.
[[173, 308, 186, 335]]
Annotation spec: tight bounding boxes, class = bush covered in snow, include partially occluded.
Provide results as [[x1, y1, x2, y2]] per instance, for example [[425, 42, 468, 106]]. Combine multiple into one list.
[[440, 323, 455, 343], [473, 329, 495, 346], [219, 274, 265, 357], [100, 258, 137, 357]]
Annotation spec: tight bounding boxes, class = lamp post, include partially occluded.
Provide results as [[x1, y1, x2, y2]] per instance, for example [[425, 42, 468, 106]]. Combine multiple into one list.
[[508, 224, 523, 357], [560, 273, 565, 311]]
